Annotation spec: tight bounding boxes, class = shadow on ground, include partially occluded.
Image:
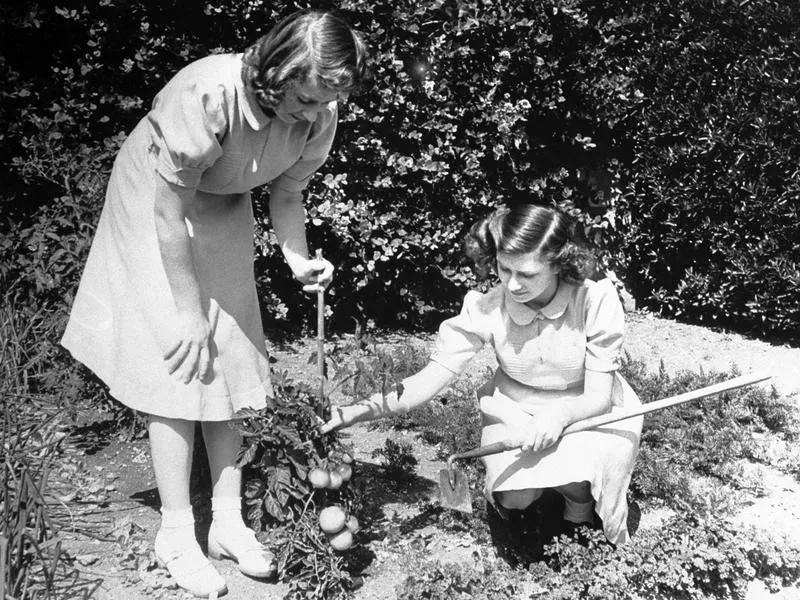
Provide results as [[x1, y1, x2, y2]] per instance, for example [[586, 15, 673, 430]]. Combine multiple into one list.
[[351, 461, 439, 523], [69, 418, 129, 454]]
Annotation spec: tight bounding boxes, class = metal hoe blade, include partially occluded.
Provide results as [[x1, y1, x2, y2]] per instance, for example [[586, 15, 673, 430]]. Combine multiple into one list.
[[438, 463, 472, 514]]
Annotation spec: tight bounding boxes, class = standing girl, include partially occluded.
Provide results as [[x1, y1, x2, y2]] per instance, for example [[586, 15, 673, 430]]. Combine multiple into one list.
[[323, 204, 642, 545], [62, 10, 368, 597]]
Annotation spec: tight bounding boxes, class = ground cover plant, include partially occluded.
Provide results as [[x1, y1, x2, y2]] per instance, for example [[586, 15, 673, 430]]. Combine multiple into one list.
[[346, 341, 800, 598], [395, 516, 800, 600]]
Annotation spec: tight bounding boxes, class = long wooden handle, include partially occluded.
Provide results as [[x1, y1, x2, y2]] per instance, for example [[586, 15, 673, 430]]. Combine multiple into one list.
[[315, 249, 325, 405], [562, 370, 770, 435], [448, 440, 518, 464], [449, 371, 771, 462]]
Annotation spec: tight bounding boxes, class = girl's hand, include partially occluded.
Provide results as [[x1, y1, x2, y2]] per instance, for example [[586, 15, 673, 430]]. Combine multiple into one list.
[[294, 256, 334, 292], [163, 311, 213, 384], [520, 407, 569, 453], [320, 404, 369, 434]]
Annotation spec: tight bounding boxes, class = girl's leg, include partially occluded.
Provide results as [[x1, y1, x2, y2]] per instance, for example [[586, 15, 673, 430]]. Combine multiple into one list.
[[148, 415, 226, 597], [202, 420, 276, 579], [555, 481, 592, 502], [555, 481, 594, 524], [495, 488, 543, 511], [201, 420, 243, 499], [149, 416, 195, 510]]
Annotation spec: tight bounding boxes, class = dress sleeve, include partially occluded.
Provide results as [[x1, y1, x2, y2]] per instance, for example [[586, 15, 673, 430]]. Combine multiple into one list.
[[430, 291, 491, 375], [147, 80, 227, 188], [271, 102, 338, 194], [584, 279, 625, 372]]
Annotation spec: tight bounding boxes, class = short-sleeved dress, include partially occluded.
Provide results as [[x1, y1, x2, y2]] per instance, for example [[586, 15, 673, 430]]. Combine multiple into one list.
[[61, 53, 338, 421], [431, 278, 643, 544]]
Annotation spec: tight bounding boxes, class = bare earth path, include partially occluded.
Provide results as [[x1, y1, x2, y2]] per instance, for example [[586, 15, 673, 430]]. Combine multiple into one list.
[[60, 309, 800, 600]]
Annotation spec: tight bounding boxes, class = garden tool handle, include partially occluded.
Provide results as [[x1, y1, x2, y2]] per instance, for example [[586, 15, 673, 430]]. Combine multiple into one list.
[[315, 249, 325, 407], [449, 371, 771, 463], [448, 440, 519, 464], [561, 370, 771, 435]]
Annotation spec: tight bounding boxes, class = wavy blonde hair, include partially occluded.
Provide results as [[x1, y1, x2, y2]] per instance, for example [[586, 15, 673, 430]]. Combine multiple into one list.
[[242, 10, 369, 116]]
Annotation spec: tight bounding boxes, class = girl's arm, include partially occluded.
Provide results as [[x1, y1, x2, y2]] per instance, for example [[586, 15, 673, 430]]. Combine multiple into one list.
[[520, 370, 613, 452], [153, 175, 213, 383], [561, 369, 614, 424], [320, 361, 456, 433], [268, 186, 332, 291]]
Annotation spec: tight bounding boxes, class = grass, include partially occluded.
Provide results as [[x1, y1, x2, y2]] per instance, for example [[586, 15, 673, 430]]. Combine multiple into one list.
[[1, 293, 102, 600]]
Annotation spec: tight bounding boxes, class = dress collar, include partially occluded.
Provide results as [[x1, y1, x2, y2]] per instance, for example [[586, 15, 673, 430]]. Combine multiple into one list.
[[504, 280, 571, 325], [235, 54, 271, 131]]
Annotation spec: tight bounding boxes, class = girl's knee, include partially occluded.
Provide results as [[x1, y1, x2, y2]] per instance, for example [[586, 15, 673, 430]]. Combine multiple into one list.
[[555, 481, 592, 502], [495, 488, 542, 510]]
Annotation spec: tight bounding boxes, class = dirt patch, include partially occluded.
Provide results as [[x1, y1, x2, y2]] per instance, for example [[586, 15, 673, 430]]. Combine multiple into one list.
[[623, 312, 800, 399], [57, 309, 800, 599]]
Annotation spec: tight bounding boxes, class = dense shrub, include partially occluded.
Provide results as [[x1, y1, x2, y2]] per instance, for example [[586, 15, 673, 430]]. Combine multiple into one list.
[[2, 0, 798, 342], [613, 1, 800, 337], [248, 0, 636, 330], [0, 0, 627, 334]]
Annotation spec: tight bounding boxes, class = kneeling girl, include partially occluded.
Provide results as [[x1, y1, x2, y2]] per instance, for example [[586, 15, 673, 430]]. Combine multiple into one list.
[[323, 204, 642, 544]]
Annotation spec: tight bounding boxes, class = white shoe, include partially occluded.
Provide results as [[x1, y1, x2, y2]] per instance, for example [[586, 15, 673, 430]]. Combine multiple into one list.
[[154, 531, 227, 598], [207, 520, 276, 579]]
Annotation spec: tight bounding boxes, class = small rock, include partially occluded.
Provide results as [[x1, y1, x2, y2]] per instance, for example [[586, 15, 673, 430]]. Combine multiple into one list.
[[76, 554, 99, 566], [418, 525, 437, 538], [58, 490, 78, 503]]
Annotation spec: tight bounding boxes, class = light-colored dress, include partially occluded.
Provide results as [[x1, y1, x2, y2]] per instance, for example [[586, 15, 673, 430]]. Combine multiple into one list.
[[431, 278, 642, 544], [61, 53, 338, 421]]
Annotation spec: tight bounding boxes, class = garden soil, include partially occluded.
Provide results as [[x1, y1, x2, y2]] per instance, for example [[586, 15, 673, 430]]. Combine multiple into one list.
[[59, 310, 800, 600]]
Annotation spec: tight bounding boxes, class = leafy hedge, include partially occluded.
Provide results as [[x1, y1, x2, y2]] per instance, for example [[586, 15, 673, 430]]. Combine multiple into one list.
[[614, 0, 800, 336], [1, 0, 798, 340]]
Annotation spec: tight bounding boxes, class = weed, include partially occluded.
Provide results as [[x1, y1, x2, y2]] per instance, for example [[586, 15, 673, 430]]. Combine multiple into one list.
[[323, 331, 414, 403], [747, 530, 800, 592], [620, 357, 800, 510], [1, 393, 102, 599], [1, 289, 102, 599], [396, 558, 535, 600], [371, 438, 419, 480]]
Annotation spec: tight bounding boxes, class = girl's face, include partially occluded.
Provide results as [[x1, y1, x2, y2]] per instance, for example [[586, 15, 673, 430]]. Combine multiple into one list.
[[274, 79, 344, 124], [496, 251, 560, 308]]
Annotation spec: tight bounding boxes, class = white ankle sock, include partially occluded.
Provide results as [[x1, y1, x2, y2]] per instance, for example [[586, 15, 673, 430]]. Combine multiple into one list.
[[158, 507, 196, 545], [563, 497, 594, 524], [160, 507, 195, 528], [211, 496, 245, 528]]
